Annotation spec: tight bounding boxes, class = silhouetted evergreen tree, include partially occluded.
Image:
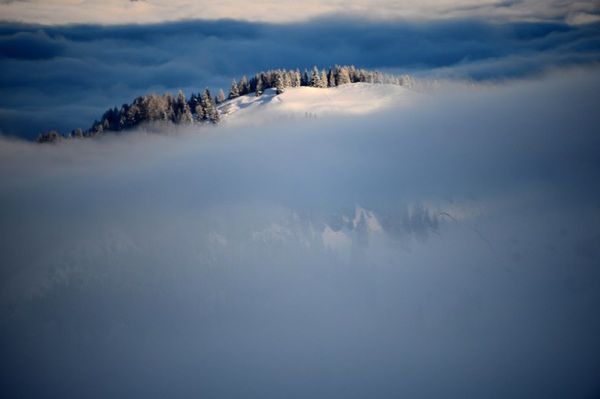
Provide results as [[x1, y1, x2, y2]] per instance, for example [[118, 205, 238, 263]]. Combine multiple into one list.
[[239, 76, 249, 95], [255, 75, 264, 96], [275, 73, 285, 95], [229, 80, 240, 99], [302, 69, 310, 86], [328, 69, 337, 87], [174, 90, 193, 124], [36, 130, 61, 143]]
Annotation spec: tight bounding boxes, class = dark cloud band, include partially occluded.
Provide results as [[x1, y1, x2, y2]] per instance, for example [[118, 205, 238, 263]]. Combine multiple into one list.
[[0, 18, 599, 138]]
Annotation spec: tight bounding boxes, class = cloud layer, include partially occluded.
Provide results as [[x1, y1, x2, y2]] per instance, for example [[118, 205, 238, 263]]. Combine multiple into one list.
[[1, 0, 599, 25], [1, 17, 599, 138], [1, 69, 600, 398]]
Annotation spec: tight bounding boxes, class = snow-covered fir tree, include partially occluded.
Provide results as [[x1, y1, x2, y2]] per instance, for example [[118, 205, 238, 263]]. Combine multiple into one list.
[[238, 76, 250, 96], [292, 69, 302, 87], [302, 69, 310, 86], [255, 75, 264, 96], [229, 80, 240, 99], [174, 90, 193, 124], [336, 66, 351, 85], [283, 71, 292, 88], [274, 73, 285, 95], [310, 66, 322, 87], [216, 89, 226, 104], [328, 69, 336, 87], [319, 69, 329, 88], [200, 88, 219, 123]]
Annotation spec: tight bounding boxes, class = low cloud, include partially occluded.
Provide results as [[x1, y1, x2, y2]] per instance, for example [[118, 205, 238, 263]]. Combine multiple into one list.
[[1, 68, 599, 398]]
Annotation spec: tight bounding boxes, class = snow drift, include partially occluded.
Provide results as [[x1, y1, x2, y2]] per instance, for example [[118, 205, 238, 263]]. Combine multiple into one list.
[[219, 83, 416, 124]]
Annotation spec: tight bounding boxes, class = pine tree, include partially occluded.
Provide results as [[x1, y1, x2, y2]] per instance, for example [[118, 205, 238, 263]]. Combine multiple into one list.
[[291, 69, 301, 87], [275, 73, 285, 95], [189, 93, 201, 115], [320, 69, 328, 88], [310, 66, 321, 87], [239, 75, 249, 95], [216, 89, 226, 104], [255, 75, 264, 96], [229, 79, 240, 99], [328, 68, 337, 87], [174, 90, 193, 124], [283, 70, 292, 88], [349, 65, 357, 83], [195, 104, 206, 120], [302, 69, 310, 86], [201, 88, 219, 124], [336, 66, 351, 85]]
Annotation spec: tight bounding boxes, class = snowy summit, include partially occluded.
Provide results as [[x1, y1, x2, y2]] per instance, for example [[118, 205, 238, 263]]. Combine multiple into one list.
[[36, 66, 413, 142]]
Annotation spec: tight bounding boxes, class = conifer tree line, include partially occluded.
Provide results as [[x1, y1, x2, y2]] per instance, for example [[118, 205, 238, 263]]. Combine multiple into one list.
[[37, 65, 411, 142], [228, 65, 410, 99]]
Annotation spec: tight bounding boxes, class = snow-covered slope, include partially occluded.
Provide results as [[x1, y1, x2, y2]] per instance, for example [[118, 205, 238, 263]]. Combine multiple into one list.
[[217, 83, 415, 124]]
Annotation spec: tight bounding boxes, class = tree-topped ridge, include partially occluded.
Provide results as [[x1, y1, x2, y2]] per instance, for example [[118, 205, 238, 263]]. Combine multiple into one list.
[[37, 65, 412, 143]]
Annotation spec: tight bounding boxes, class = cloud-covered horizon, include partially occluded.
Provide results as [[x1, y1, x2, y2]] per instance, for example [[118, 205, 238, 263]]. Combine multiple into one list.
[[1, 0, 599, 26], [1, 17, 599, 138], [1, 68, 599, 398]]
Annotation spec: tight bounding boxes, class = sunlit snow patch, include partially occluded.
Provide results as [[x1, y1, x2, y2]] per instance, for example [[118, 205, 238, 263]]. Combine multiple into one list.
[[218, 83, 416, 125]]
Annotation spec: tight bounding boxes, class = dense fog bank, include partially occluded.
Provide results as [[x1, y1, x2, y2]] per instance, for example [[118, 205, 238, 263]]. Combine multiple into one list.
[[1, 69, 599, 398]]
